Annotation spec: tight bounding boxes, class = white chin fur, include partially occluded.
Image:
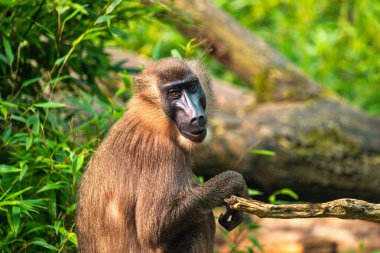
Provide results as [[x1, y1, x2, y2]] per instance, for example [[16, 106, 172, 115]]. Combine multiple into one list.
[[177, 127, 212, 151]]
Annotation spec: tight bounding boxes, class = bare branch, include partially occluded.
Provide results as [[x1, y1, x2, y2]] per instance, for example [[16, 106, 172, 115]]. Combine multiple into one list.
[[225, 196, 380, 223]]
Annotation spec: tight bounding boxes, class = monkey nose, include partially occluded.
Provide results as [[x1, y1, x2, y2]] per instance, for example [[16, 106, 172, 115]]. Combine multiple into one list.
[[191, 115, 207, 128]]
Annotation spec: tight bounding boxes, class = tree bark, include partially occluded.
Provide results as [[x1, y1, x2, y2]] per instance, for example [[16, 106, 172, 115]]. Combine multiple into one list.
[[225, 196, 380, 223]]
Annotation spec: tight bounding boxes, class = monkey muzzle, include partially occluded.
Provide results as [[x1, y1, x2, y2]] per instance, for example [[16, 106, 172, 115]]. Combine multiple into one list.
[[180, 126, 207, 143]]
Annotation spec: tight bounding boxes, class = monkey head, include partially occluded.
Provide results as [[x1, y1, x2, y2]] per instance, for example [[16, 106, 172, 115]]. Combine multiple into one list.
[[133, 58, 213, 148], [159, 70, 208, 143]]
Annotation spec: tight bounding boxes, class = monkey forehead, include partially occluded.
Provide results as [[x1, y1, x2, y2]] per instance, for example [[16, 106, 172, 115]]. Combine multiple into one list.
[[146, 58, 195, 84]]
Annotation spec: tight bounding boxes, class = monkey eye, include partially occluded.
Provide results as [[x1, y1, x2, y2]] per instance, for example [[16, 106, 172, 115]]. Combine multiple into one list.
[[187, 81, 198, 92], [168, 88, 181, 98]]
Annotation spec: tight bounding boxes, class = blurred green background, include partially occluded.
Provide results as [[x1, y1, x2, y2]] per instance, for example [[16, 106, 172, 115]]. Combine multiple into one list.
[[1, 0, 379, 252]]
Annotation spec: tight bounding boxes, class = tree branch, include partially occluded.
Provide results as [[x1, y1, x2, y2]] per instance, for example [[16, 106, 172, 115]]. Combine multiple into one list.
[[225, 196, 380, 223]]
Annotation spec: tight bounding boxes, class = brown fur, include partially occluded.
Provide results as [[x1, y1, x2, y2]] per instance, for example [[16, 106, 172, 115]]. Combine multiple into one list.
[[76, 58, 248, 253]]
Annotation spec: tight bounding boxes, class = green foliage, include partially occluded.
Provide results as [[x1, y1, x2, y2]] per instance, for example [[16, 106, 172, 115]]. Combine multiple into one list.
[[0, 0, 162, 251], [220, 215, 262, 253], [214, 0, 380, 115], [2, 0, 380, 251]]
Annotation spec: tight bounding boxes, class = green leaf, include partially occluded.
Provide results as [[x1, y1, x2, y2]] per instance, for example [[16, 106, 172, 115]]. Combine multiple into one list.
[[32, 115, 40, 135], [75, 152, 84, 171], [152, 40, 162, 61], [10, 115, 26, 123], [56, 5, 70, 15], [0, 52, 9, 64], [95, 15, 115, 25], [170, 49, 183, 59], [25, 136, 33, 150], [0, 164, 21, 174], [227, 242, 236, 250], [67, 232, 77, 246], [2, 187, 33, 201], [45, 75, 71, 86], [54, 55, 67, 66], [106, 0, 122, 14], [53, 220, 61, 235], [0, 100, 18, 108], [37, 181, 64, 193], [248, 235, 264, 252], [3, 37, 14, 65], [250, 149, 276, 156], [62, 9, 81, 29], [269, 188, 299, 204], [58, 227, 77, 246], [6, 210, 14, 232], [31, 238, 59, 251], [27, 17, 55, 40], [48, 190, 57, 219], [1, 106, 7, 119], [12, 206, 21, 236], [71, 27, 105, 46], [19, 162, 28, 181], [2, 125, 12, 142], [22, 77, 43, 87], [71, 3, 88, 15], [248, 188, 263, 196], [246, 246, 254, 253], [33, 102, 67, 108]]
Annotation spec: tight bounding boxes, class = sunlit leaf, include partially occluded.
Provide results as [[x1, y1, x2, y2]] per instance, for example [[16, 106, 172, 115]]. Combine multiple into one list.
[[250, 149, 276, 156], [170, 49, 183, 59], [12, 206, 21, 236], [95, 15, 115, 25], [106, 0, 122, 14], [2, 125, 12, 142], [3, 37, 14, 65], [22, 77, 43, 87], [152, 40, 162, 61], [248, 188, 263, 196], [37, 181, 64, 193], [269, 188, 299, 204], [25, 136, 33, 150], [33, 102, 67, 108], [31, 238, 59, 251], [0, 164, 21, 174]]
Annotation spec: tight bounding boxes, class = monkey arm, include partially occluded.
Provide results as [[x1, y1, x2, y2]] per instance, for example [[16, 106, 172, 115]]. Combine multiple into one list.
[[135, 170, 248, 247]]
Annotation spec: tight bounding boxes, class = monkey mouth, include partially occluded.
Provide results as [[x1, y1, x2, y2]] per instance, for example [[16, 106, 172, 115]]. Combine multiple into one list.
[[190, 129, 206, 135], [181, 128, 207, 142]]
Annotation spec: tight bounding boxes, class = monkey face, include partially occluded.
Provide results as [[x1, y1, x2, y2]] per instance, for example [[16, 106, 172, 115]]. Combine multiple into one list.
[[160, 77, 208, 143]]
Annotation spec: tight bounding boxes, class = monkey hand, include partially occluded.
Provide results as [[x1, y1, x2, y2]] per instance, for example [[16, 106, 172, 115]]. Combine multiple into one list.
[[218, 205, 244, 231]]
